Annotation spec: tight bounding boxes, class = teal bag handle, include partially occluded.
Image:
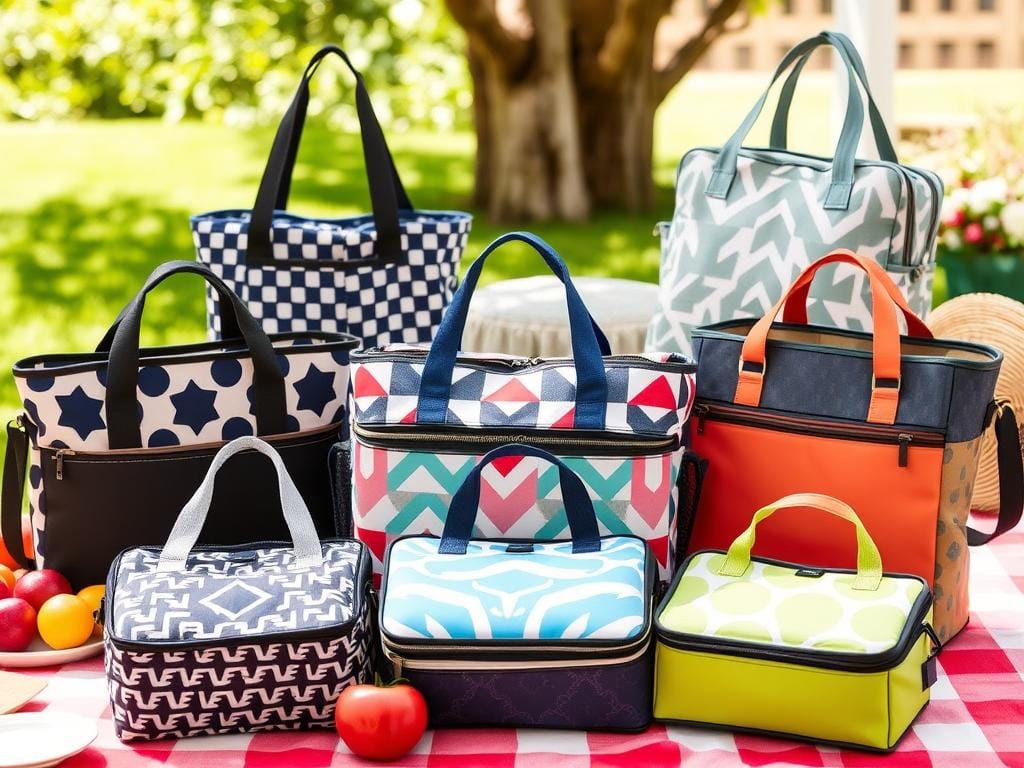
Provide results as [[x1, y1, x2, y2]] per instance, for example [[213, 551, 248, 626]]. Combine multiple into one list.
[[705, 32, 865, 210], [770, 31, 898, 163]]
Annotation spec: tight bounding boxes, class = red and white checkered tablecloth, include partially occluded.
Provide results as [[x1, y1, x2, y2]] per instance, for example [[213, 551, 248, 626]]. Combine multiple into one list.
[[11, 525, 1024, 768]]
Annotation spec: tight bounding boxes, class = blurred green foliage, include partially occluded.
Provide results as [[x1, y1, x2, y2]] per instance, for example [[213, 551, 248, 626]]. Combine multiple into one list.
[[0, 0, 470, 129]]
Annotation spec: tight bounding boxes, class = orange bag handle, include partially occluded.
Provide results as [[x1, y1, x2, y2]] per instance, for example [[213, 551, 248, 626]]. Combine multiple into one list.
[[780, 252, 933, 339], [734, 250, 915, 424]]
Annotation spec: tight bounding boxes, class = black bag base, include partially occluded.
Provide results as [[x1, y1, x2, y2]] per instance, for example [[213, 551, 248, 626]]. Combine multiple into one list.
[[33, 422, 341, 588]]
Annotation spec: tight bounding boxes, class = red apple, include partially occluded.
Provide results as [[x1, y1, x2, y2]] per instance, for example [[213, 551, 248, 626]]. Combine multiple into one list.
[[14, 569, 72, 611], [0, 597, 37, 652], [0, 581, 11, 600]]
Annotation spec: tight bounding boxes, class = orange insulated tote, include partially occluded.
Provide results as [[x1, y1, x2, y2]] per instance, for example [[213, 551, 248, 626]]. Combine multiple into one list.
[[686, 251, 1022, 642]]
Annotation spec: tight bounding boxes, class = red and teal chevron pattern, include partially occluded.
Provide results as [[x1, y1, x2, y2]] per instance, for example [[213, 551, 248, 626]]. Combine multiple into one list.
[[353, 441, 680, 578]]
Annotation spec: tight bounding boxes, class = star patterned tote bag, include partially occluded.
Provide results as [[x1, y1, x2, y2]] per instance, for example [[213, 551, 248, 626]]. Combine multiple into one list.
[[2, 261, 357, 589], [349, 232, 697, 580], [647, 32, 942, 355], [192, 45, 472, 345]]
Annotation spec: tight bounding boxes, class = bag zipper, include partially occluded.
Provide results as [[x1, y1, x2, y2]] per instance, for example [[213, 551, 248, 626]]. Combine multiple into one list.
[[48, 421, 342, 481], [351, 349, 697, 374], [353, 423, 679, 457], [692, 402, 944, 468], [383, 630, 652, 676], [905, 163, 945, 264], [702, 147, 938, 269], [378, 534, 658, 675], [657, 550, 935, 673], [658, 620, 933, 674], [105, 539, 371, 652]]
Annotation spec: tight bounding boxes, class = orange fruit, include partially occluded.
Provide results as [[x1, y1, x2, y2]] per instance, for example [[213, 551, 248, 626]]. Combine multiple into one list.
[[37, 594, 94, 650], [0, 565, 14, 592], [76, 585, 105, 638]]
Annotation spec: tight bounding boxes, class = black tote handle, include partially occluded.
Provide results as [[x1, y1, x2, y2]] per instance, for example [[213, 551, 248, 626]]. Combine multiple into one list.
[[1, 418, 33, 569], [248, 44, 412, 269], [103, 261, 288, 448], [96, 262, 245, 351], [967, 401, 1024, 546]]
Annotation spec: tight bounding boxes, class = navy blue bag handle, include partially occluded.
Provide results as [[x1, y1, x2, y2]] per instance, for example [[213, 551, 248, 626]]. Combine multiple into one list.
[[770, 32, 898, 163], [247, 44, 412, 269], [439, 444, 601, 555], [705, 32, 865, 210], [416, 232, 609, 430]]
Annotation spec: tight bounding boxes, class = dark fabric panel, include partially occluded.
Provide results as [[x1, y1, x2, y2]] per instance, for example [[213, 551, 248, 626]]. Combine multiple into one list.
[[406, 645, 653, 730], [950, 365, 1000, 442], [330, 441, 353, 537], [39, 427, 340, 589], [693, 331, 997, 441]]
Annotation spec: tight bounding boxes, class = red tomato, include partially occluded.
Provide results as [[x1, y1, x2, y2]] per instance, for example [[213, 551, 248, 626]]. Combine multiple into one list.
[[334, 682, 428, 761]]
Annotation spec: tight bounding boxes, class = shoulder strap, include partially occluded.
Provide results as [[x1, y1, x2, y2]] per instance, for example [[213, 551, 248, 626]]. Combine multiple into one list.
[[968, 401, 1023, 546], [1, 418, 34, 569]]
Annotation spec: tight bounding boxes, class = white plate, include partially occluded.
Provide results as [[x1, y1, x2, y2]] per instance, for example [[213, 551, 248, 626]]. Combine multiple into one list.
[[0, 636, 103, 669], [0, 712, 97, 768]]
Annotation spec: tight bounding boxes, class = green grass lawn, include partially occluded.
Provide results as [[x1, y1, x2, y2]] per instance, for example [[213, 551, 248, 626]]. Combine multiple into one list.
[[0, 69, 1019, 450]]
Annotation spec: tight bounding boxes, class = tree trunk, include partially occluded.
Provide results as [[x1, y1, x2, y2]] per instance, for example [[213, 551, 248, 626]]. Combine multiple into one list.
[[470, 0, 590, 222], [448, 0, 744, 222], [575, 4, 660, 213]]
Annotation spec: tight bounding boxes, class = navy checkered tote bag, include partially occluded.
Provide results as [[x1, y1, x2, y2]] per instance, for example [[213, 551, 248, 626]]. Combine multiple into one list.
[[192, 45, 472, 345]]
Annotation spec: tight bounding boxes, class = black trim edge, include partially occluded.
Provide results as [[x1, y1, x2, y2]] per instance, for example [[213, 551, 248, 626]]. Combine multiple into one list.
[[654, 549, 933, 673]]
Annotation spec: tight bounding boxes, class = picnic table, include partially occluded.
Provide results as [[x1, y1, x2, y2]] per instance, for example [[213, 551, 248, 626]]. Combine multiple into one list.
[[12, 520, 1024, 768]]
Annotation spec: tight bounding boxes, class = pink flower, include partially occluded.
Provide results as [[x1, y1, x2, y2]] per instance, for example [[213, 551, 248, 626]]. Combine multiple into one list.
[[949, 209, 966, 228], [964, 222, 985, 244]]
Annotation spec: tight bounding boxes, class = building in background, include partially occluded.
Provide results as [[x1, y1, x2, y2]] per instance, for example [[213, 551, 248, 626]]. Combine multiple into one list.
[[667, 0, 1024, 70]]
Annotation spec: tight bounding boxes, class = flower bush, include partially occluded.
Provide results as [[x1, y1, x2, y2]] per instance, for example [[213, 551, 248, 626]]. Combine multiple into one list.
[[941, 178, 1024, 255], [919, 106, 1024, 257]]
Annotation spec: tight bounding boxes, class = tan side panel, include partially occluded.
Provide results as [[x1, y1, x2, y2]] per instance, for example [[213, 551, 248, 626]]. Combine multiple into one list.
[[933, 437, 982, 643]]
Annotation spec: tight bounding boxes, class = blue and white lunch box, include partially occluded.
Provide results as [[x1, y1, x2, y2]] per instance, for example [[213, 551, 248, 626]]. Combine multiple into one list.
[[379, 444, 656, 731]]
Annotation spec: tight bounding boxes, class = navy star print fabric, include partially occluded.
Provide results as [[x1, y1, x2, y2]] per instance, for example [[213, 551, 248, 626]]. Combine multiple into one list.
[[14, 339, 351, 451]]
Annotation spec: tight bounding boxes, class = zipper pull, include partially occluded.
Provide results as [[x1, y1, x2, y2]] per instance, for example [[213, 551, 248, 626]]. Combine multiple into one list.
[[509, 357, 542, 368], [897, 434, 912, 467], [55, 449, 75, 480], [694, 404, 708, 435]]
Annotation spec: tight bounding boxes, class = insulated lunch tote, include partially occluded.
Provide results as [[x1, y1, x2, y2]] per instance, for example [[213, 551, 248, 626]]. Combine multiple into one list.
[[686, 249, 1023, 642], [647, 31, 941, 354], [3, 261, 357, 588], [379, 444, 656, 731], [655, 494, 937, 751], [105, 437, 374, 741], [349, 231, 697, 578], [192, 45, 472, 345]]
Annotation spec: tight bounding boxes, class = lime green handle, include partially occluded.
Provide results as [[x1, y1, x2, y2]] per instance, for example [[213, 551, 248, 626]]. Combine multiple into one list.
[[718, 493, 883, 591]]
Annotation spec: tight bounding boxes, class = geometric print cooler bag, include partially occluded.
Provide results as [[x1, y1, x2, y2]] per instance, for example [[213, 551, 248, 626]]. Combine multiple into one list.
[[192, 45, 471, 346], [105, 437, 374, 741], [349, 232, 697, 580], [647, 32, 942, 356], [2, 261, 358, 589]]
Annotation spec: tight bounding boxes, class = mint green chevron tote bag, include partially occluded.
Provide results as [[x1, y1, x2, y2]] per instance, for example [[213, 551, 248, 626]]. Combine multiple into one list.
[[647, 32, 942, 355]]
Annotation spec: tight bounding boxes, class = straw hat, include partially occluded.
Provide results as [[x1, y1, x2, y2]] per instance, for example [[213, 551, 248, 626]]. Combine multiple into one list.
[[928, 293, 1024, 512]]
